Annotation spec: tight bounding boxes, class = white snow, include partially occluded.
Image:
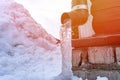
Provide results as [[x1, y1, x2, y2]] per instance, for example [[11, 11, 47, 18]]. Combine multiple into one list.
[[0, 0, 109, 80], [0, 0, 61, 80], [96, 76, 108, 80]]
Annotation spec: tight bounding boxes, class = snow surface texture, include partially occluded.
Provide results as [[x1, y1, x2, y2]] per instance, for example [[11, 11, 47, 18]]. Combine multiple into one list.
[[96, 76, 108, 80], [0, 0, 61, 80]]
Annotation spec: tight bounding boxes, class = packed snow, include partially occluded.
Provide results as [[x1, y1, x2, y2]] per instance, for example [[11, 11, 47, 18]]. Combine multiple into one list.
[[0, 0, 61, 80], [96, 76, 108, 80], [0, 0, 108, 80]]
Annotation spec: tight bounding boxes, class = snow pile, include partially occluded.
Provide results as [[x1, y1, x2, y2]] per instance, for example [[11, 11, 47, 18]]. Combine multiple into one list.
[[96, 76, 108, 80], [0, 0, 61, 80], [72, 76, 83, 80]]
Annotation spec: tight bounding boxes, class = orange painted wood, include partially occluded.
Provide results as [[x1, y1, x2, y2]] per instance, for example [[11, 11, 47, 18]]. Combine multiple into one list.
[[72, 34, 120, 48]]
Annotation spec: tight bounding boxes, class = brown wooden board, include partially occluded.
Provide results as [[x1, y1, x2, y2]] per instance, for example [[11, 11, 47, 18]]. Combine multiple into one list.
[[72, 34, 120, 48]]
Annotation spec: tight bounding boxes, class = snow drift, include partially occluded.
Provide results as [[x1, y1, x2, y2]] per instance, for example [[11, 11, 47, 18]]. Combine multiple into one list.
[[0, 0, 61, 80]]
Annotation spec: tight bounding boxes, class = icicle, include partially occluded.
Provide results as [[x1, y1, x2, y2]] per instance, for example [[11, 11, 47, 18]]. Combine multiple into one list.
[[60, 19, 73, 79]]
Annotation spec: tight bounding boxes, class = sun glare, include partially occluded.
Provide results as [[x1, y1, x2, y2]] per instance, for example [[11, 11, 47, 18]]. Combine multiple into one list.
[[15, 0, 71, 39]]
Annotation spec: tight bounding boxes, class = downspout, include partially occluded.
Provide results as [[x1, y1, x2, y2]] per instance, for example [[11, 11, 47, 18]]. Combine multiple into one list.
[[61, 0, 89, 26], [61, 0, 89, 38]]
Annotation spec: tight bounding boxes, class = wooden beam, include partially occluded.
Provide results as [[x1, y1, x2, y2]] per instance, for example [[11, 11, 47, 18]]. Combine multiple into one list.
[[72, 34, 120, 48]]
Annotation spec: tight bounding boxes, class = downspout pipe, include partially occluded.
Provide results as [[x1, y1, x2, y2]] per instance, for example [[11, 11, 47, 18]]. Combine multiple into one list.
[[61, 0, 89, 26]]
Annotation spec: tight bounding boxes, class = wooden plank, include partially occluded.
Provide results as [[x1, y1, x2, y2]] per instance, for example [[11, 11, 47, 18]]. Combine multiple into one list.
[[72, 49, 82, 67], [88, 47, 114, 64], [72, 34, 120, 48], [116, 47, 120, 65]]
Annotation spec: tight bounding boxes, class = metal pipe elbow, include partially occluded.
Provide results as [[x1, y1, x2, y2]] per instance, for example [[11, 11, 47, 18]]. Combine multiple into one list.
[[61, 9, 88, 26]]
